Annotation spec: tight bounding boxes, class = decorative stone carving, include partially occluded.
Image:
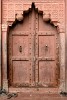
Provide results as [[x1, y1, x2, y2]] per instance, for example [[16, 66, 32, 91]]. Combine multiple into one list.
[[15, 13, 23, 21], [43, 12, 50, 21], [2, 1, 65, 33]]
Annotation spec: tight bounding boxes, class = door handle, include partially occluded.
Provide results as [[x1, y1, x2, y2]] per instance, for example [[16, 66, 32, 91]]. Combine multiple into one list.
[[45, 44, 48, 51], [19, 46, 22, 53]]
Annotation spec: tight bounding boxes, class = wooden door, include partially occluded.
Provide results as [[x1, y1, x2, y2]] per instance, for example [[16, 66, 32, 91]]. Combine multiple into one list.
[[35, 13, 59, 88], [8, 8, 59, 89], [8, 12, 33, 87]]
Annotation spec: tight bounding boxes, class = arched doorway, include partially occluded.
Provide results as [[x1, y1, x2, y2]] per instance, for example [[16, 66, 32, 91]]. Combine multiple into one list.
[[8, 6, 60, 93]]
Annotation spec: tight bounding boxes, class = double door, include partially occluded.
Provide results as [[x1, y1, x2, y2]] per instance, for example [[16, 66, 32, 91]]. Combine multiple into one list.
[[8, 8, 59, 88]]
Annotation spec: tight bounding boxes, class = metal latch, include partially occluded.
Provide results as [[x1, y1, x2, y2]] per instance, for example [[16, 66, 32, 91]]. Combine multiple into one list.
[[19, 46, 22, 53], [45, 44, 48, 51]]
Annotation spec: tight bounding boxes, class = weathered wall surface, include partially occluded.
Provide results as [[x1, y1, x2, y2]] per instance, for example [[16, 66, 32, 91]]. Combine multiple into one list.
[[0, 0, 66, 92], [65, 0, 67, 92], [2, 0, 65, 32]]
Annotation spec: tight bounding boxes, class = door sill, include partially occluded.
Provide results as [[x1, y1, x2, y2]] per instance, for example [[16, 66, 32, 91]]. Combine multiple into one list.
[[9, 87, 59, 94]]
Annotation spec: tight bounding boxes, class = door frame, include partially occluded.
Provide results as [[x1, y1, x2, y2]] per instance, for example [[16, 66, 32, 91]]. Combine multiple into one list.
[[2, 3, 65, 93]]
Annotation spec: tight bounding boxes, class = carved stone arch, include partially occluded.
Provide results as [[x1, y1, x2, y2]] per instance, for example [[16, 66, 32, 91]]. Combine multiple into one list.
[[2, 2, 65, 92], [7, 3, 60, 32]]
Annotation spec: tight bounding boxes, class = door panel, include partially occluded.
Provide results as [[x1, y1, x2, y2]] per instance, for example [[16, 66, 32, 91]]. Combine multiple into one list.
[[8, 34, 31, 87], [12, 13, 30, 31], [8, 12, 32, 87], [12, 35, 29, 56], [39, 61, 57, 87], [37, 34, 57, 87], [38, 35, 56, 58], [12, 61, 30, 86], [38, 13, 57, 32], [35, 12, 59, 88]]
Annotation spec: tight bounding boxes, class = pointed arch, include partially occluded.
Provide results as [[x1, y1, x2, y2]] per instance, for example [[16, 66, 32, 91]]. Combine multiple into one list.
[[2, 2, 65, 92], [7, 3, 61, 33]]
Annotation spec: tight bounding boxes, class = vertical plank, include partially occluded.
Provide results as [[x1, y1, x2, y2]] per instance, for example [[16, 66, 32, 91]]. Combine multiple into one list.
[[0, 0, 1, 89]]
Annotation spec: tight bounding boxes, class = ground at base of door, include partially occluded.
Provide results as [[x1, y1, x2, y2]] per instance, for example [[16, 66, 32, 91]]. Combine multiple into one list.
[[0, 93, 67, 100]]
